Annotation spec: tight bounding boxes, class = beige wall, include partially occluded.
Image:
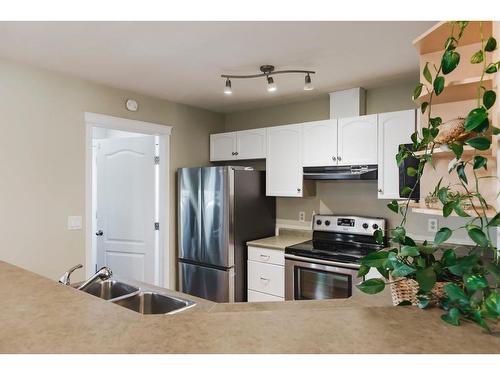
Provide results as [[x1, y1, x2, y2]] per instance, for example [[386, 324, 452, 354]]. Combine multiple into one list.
[[224, 78, 495, 245], [0, 58, 224, 285]]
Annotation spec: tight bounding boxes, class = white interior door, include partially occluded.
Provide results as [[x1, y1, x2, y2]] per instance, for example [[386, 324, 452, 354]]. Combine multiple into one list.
[[96, 136, 156, 284]]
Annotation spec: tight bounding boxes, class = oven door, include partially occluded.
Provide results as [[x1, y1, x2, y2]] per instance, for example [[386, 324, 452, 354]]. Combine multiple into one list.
[[285, 254, 362, 301]]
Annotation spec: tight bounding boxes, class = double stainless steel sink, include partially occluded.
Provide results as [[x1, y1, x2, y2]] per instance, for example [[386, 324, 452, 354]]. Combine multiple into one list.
[[74, 279, 196, 315]]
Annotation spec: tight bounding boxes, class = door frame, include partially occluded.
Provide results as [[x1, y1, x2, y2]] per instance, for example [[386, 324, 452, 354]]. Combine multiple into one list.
[[84, 112, 172, 288]]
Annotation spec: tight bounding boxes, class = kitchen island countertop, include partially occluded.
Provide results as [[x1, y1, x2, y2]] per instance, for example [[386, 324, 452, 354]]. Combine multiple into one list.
[[0, 261, 498, 354]]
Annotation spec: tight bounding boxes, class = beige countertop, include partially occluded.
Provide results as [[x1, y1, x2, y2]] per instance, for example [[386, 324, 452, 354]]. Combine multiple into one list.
[[246, 228, 312, 250], [1, 261, 498, 354]]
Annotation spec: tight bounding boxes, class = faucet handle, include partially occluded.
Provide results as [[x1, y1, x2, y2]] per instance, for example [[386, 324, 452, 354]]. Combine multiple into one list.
[[59, 264, 83, 285]]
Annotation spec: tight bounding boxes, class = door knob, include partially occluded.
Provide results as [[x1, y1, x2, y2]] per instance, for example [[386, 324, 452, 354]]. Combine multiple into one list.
[[96, 230, 104, 236]]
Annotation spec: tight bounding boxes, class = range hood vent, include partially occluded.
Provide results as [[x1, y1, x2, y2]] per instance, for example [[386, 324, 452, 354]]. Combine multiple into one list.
[[303, 165, 378, 181]]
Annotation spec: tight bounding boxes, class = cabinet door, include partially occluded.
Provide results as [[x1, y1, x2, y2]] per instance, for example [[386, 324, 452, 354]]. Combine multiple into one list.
[[236, 128, 267, 160], [302, 119, 338, 167], [377, 110, 416, 199], [210, 132, 237, 161], [266, 124, 303, 197], [337, 114, 378, 166]]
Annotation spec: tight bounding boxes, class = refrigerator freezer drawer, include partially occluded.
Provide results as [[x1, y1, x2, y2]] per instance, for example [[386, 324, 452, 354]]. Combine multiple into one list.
[[179, 261, 234, 303]]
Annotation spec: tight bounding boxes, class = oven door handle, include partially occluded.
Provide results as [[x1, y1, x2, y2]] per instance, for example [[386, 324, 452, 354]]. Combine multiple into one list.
[[284, 254, 361, 270]]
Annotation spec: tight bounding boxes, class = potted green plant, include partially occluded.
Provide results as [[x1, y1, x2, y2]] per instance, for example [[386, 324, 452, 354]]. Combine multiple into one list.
[[357, 21, 500, 332]]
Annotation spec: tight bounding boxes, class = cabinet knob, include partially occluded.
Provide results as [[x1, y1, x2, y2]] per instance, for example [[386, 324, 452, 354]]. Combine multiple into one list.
[[231, 152, 236, 155], [332, 156, 337, 161], [235, 152, 239, 156], [378, 189, 383, 193], [297, 188, 301, 192], [337, 156, 342, 161]]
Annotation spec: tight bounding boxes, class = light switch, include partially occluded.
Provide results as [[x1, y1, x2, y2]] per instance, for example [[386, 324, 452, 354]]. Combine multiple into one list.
[[67, 216, 82, 230]]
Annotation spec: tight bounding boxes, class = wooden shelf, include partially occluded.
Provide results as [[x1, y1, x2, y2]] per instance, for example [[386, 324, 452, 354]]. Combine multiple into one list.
[[414, 77, 492, 105], [413, 145, 494, 157], [400, 201, 497, 218], [413, 21, 492, 54]]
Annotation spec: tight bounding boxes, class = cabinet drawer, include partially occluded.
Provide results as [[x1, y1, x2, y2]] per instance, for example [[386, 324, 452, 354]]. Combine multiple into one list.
[[247, 260, 284, 297], [248, 289, 284, 302], [248, 246, 284, 266]]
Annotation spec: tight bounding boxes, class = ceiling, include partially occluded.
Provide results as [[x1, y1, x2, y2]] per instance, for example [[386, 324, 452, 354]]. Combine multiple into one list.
[[0, 21, 435, 113]]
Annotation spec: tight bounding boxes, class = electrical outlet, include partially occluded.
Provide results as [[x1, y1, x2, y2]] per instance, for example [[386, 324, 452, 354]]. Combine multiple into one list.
[[428, 218, 438, 233], [299, 211, 306, 222]]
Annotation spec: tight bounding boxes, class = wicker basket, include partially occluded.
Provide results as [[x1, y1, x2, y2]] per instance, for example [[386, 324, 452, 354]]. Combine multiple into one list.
[[389, 277, 448, 306], [434, 117, 470, 144]]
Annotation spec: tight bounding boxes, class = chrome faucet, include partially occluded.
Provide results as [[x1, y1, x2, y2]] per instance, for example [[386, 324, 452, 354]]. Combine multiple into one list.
[[59, 264, 83, 285], [77, 266, 113, 290]]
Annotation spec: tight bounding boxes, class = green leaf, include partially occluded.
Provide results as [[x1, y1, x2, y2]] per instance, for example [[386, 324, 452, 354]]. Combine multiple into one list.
[[401, 186, 412, 197], [392, 226, 406, 243], [402, 236, 416, 247], [406, 166, 417, 177], [448, 253, 480, 276], [434, 227, 452, 244], [487, 213, 500, 227], [449, 143, 463, 159], [441, 249, 457, 267], [444, 283, 469, 304], [418, 244, 437, 255], [360, 251, 388, 268], [391, 261, 416, 278], [397, 300, 412, 306], [421, 101, 429, 114], [493, 126, 500, 135], [464, 274, 488, 292], [453, 202, 470, 218], [356, 278, 385, 294], [438, 187, 449, 204], [473, 155, 487, 170], [416, 267, 436, 292], [465, 137, 491, 151], [485, 63, 498, 74], [429, 117, 442, 128], [413, 83, 424, 100], [400, 245, 419, 257], [423, 62, 432, 83], [387, 200, 399, 213], [467, 227, 488, 247], [464, 107, 488, 131], [484, 291, 500, 316], [374, 228, 384, 245], [441, 50, 460, 75], [357, 264, 370, 277], [441, 307, 460, 326], [485, 36, 497, 52], [483, 90, 496, 109], [417, 296, 430, 309], [470, 50, 484, 64], [442, 201, 455, 217], [456, 163, 467, 184], [433, 76, 445, 95]]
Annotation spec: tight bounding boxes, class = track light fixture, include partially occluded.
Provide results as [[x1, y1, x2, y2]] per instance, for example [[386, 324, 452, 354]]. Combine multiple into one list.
[[224, 78, 232, 95], [221, 65, 315, 95]]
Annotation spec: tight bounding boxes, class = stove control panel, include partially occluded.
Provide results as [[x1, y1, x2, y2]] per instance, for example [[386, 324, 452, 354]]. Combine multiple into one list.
[[313, 215, 385, 236]]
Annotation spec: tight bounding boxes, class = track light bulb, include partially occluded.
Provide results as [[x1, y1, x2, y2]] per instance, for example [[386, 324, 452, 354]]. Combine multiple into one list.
[[304, 74, 314, 91], [224, 79, 232, 95], [267, 76, 277, 92]]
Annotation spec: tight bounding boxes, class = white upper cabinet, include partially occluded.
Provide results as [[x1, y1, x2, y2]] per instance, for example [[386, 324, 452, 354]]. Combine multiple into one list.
[[236, 128, 267, 160], [337, 114, 378, 166], [377, 109, 416, 199], [266, 124, 303, 197], [210, 132, 237, 161], [302, 119, 338, 167]]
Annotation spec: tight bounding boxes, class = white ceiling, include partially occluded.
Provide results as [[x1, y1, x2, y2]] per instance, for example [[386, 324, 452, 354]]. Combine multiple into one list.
[[0, 21, 435, 113]]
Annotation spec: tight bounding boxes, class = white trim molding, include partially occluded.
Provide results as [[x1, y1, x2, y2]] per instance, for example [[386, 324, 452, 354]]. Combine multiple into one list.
[[84, 112, 172, 288]]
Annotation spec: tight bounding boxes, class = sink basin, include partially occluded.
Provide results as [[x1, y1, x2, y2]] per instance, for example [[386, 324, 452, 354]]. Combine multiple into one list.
[[79, 280, 139, 300], [113, 292, 195, 314]]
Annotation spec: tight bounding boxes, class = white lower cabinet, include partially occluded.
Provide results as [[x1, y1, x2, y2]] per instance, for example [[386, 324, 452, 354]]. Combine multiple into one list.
[[248, 289, 283, 302], [247, 246, 285, 301]]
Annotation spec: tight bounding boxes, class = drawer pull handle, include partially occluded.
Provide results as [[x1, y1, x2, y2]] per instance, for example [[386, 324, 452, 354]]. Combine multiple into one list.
[[260, 277, 270, 282], [260, 254, 270, 260]]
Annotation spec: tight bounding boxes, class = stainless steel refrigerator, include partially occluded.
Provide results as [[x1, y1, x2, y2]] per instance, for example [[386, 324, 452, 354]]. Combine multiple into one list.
[[178, 166, 275, 302]]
